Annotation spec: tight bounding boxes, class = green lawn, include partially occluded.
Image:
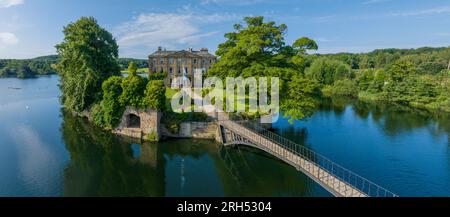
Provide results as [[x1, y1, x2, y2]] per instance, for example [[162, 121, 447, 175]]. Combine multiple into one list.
[[121, 67, 149, 74]]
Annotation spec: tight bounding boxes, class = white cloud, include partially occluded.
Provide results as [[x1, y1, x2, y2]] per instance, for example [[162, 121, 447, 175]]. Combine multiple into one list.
[[114, 12, 237, 57], [389, 6, 450, 17], [0, 0, 23, 8], [0, 32, 19, 44]]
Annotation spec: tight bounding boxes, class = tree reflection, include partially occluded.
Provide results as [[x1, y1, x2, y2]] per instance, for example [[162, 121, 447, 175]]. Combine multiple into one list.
[[61, 111, 328, 196], [61, 111, 165, 196]]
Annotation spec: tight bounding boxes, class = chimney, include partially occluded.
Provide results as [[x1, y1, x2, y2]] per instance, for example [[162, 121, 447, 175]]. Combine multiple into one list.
[[188, 47, 193, 52], [200, 48, 208, 52], [158, 46, 162, 51]]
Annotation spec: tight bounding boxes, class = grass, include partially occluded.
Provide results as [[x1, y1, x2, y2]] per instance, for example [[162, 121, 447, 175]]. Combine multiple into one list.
[[121, 68, 149, 74]]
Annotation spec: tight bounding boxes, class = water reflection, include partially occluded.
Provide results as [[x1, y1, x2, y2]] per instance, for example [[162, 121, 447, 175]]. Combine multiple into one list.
[[275, 98, 450, 196], [61, 111, 329, 197], [319, 97, 450, 140], [62, 112, 165, 196]]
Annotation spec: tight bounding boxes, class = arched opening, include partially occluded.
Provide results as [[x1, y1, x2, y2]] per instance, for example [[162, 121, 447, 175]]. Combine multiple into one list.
[[127, 114, 141, 128]]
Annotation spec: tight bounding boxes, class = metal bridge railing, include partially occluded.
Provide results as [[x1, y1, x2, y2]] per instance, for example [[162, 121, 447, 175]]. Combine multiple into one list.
[[220, 120, 398, 197]]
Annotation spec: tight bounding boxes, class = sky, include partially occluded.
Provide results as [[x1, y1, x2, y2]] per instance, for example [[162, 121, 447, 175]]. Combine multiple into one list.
[[1, 0, 450, 59]]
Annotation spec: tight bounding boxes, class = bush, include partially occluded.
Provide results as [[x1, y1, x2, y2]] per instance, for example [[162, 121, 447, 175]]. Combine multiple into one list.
[[305, 58, 353, 85], [331, 79, 359, 97], [143, 80, 166, 110], [119, 74, 146, 108], [146, 130, 159, 142], [92, 76, 125, 129], [149, 72, 167, 81]]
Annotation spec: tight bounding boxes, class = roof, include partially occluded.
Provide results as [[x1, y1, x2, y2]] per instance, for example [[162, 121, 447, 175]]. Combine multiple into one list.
[[149, 49, 216, 59]]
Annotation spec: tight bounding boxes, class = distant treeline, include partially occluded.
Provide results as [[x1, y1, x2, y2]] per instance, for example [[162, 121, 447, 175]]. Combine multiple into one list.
[[0, 55, 148, 78], [321, 47, 450, 74], [307, 47, 450, 112], [117, 58, 148, 70], [0, 55, 59, 78]]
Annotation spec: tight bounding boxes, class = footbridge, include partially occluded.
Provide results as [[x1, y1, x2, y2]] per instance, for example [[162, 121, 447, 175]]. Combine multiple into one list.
[[217, 120, 398, 197]]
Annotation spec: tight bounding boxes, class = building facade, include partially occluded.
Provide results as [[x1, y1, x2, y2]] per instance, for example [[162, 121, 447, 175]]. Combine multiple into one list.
[[148, 47, 217, 85]]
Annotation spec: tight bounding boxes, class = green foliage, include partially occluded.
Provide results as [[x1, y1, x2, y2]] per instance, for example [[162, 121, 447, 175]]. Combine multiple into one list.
[[281, 75, 321, 122], [93, 75, 169, 129], [119, 74, 146, 108], [410, 76, 439, 105], [382, 61, 416, 105], [148, 71, 167, 81], [330, 79, 359, 97], [209, 16, 317, 80], [127, 61, 138, 76], [323, 46, 450, 73], [0, 55, 59, 78], [92, 76, 124, 129], [146, 130, 159, 142], [305, 58, 353, 85], [368, 69, 387, 93], [292, 37, 318, 55], [144, 80, 166, 111], [357, 69, 375, 91], [117, 58, 148, 70], [56, 17, 120, 112]]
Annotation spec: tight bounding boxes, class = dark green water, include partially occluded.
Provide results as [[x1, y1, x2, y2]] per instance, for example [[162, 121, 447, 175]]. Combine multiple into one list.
[[0, 76, 449, 196]]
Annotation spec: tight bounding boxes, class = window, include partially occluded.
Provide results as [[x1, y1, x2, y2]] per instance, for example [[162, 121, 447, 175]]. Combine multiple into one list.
[[210, 59, 212, 64], [160, 58, 164, 64], [160, 67, 163, 73], [194, 59, 197, 64], [169, 67, 173, 74], [169, 58, 174, 64]]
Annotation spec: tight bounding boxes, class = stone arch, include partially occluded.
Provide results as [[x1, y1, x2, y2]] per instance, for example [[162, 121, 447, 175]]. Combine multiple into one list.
[[126, 113, 141, 128]]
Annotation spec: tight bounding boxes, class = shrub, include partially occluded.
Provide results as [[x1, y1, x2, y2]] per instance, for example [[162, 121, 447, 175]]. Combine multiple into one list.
[[331, 79, 359, 97], [143, 80, 166, 110], [146, 130, 159, 142], [119, 74, 146, 108]]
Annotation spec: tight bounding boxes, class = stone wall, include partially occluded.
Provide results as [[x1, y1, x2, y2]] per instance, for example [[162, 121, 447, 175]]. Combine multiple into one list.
[[161, 121, 217, 139], [114, 107, 161, 141]]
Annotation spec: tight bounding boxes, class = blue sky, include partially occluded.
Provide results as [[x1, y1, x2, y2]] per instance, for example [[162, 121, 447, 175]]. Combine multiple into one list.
[[1, 0, 450, 59]]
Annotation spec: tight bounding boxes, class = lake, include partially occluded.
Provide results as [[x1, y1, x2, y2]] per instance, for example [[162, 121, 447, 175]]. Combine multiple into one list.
[[0, 75, 449, 196]]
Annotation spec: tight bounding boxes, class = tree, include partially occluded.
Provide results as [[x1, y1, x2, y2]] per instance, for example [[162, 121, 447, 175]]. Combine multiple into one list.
[[281, 75, 321, 122], [368, 69, 386, 93], [383, 61, 417, 105], [292, 37, 318, 55], [290, 37, 318, 72], [119, 73, 146, 108], [331, 79, 359, 97], [56, 17, 120, 112], [357, 69, 375, 91], [128, 61, 138, 76], [209, 16, 289, 79], [144, 80, 166, 111], [93, 76, 124, 129], [305, 58, 352, 85]]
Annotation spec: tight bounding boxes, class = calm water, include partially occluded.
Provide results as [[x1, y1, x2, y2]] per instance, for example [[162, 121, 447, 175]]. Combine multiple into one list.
[[0, 76, 449, 196]]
